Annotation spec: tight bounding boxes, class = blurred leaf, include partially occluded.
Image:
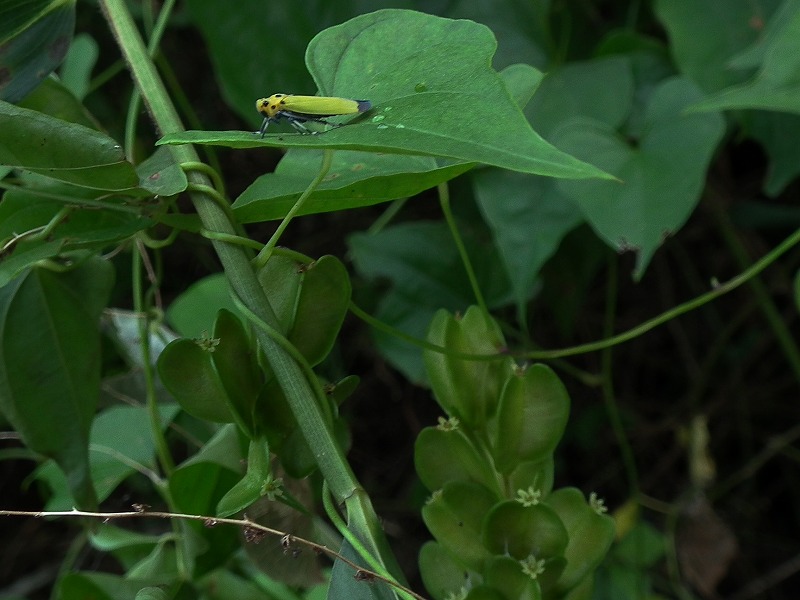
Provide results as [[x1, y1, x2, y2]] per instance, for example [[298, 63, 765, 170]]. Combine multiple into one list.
[[58, 572, 149, 600], [554, 77, 725, 278], [162, 10, 609, 181], [184, 0, 348, 125], [473, 169, 582, 310], [0, 185, 150, 284], [135, 588, 170, 600], [0, 100, 139, 190], [0, 257, 113, 508], [527, 56, 635, 139], [654, 0, 779, 93], [59, 32, 98, 100], [169, 425, 243, 574], [18, 76, 98, 128], [744, 111, 800, 196], [165, 273, 241, 338], [349, 222, 512, 383], [36, 403, 180, 510], [689, 2, 800, 114], [0, 0, 75, 103]]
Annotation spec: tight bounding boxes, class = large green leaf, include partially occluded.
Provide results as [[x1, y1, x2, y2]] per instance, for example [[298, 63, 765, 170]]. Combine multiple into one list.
[[553, 77, 725, 278], [0, 256, 114, 509], [0, 0, 75, 103], [232, 62, 539, 222], [160, 10, 609, 181], [0, 100, 139, 190]]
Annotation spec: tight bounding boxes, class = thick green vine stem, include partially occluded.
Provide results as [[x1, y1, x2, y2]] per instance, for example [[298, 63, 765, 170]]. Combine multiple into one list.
[[98, 0, 401, 582]]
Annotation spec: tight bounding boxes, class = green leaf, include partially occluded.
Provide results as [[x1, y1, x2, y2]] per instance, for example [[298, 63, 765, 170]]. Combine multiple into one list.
[[58, 572, 148, 600], [135, 588, 170, 600], [165, 273, 242, 338], [464, 585, 507, 600], [526, 56, 635, 138], [231, 63, 539, 222], [0, 257, 113, 509], [418, 541, 473, 600], [482, 500, 569, 560], [59, 33, 98, 101], [169, 426, 243, 574], [233, 151, 472, 222], [288, 255, 351, 367], [327, 536, 397, 600], [421, 481, 497, 572], [18, 76, 99, 129], [492, 364, 570, 473], [212, 309, 263, 431], [689, 3, 800, 114], [0, 1, 75, 103], [216, 438, 272, 517], [160, 10, 609, 181], [484, 555, 544, 600], [414, 425, 497, 493], [0, 184, 151, 277], [36, 404, 180, 510], [745, 111, 800, 196], [258, 254, 351, 366], [424, 307, 512, 428], [474, 169, 583, 313], [349, 223, 513, 383], [157, 338, 235, 424], [547, 488, 615, 593], [184, 0, 334, 125], [654, 0, 778, 93], [136, 146, 189, 196], [0, 100, 139, 190], [554, 77, 726, 278]]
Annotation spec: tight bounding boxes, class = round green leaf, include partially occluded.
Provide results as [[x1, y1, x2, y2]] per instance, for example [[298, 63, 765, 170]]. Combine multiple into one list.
[[464, 585, 506, 600], [482, 500, 568, 560], [288, 255, 350, 367], [157, 338, 233, 424], [493, 364, 570, 472], [424, 306, 511, 428], [415, 425, 496, 492], [212, 309, 263, 435], [547, 488, 615, 593], [418, 541, 473, 600], [484, 555, 543, 600], [422, 481, 497, 572]]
